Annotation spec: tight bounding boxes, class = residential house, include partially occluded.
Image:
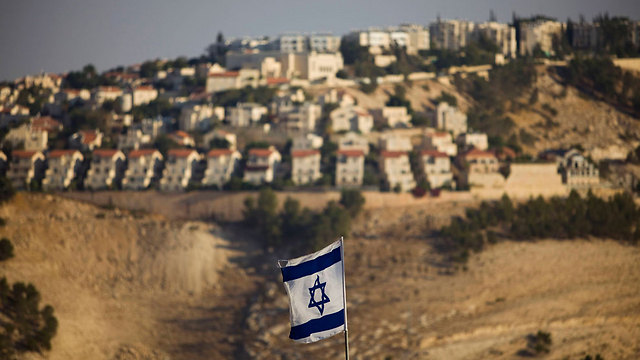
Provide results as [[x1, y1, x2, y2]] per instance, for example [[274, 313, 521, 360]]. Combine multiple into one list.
[[473, 22, 517, 58], [435, 102, 467, 136], [560, 151, 600, 188], [335, 149, 365, 187], [457, 148, 504, 189], [419, 150, 453, 189], [379, 134, 412, 152], [203, 129, 237, 150], [330, 106, 374, 134], [93, 86, 123, 104], [84, 149, 126, 190], [2, 123, 48, 151], [456, 132, 489, 151], [122, 149, 163, 190], [179, 104, 222, 132], [423, 130, 457, 156], [227, 103, 268, 127], [31, 116, 62, 133], [371, 106, 412, 128], [160, 149, 203, 191], [337, 132, 369, 155], [7, 150, 46, 190], [117, 127, 152, 150], [202, 149, 242, 188], [43, 149, 83, 190], [205, 69, 260, 93], [243, 147, 281, 185], [379, 151, 415, 192], [292, 133, 323, 150], [291, 149, 321, 185], [69, 129, 103, 151], [168, 130, 195, 147]]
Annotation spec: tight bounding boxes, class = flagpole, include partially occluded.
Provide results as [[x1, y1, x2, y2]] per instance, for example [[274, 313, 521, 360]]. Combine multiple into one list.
[[340, 236, 350, 360]]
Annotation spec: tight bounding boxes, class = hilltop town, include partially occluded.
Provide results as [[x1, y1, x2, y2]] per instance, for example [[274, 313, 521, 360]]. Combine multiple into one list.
[[1, 15, 640, 198]]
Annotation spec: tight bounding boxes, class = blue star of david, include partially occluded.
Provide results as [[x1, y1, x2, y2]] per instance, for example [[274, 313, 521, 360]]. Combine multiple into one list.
[[308, 275, 330, 315]]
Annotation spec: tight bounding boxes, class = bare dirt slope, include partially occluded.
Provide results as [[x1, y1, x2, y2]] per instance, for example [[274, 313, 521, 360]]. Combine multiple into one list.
[[0, 193, 262, 360], [2, 194, 639, 359]]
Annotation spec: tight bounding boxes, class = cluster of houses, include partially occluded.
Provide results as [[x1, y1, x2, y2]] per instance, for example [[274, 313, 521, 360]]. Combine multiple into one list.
[[1, 123, 601, 194]]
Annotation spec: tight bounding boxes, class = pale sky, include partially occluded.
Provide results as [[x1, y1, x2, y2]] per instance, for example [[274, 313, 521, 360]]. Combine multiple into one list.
[[1, 0, 639, 81]]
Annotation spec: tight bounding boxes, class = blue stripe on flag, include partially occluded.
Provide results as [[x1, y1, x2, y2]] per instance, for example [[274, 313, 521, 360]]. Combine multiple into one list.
[[289, 309, 345, 340], [281, 246, 341, 282]]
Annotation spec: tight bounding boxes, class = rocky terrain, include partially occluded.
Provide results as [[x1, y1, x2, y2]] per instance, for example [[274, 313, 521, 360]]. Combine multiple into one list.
[[2, 193, 639, 359]]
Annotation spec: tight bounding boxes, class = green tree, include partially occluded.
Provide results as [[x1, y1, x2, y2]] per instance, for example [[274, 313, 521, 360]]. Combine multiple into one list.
[[339, 189, 365, 217], [0, 278, 58, 357], [0, 177, 15, 204], [0, 238, 13, 261]]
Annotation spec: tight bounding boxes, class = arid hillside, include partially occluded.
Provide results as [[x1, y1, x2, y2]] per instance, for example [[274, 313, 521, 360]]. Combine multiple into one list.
[[1, 193, 639, 359]]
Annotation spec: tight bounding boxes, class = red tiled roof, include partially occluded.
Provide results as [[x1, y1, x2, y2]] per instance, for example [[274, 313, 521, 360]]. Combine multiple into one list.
[[128, 149, 160, 158], [168, 148, 197, 158], [464, 148, 496, 159], [48, 149, 79, 158], [32, 116, 62, 132], [421, 150, 448, 158], [171, 130, 191, 139], [208, 71, 239, 78], [79, 130, 99, 144], [12, 150, 39, 158], [336, 149, 365, 157], [427, 131, 449, 138], [249, 148, 274, 157], [380, 150, 407, 158], [93, 149, 121, 157], [207, 149, 234, 157], [292, 149, 320, 158], [266, 77, 290, 85], [135, 85, 155, 91]]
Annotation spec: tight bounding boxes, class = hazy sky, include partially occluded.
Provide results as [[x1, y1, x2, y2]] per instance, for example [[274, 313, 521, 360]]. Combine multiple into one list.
[[1, 0, 639, 81]]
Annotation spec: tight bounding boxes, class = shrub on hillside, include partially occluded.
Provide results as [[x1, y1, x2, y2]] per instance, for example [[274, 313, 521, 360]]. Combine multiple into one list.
[[0, 238, 14, 261]]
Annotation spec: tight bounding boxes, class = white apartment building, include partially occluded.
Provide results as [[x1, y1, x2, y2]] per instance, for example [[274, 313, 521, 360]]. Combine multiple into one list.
[[7, 150, 46, 190], [243, 147, 281, 185], [379, 151, 415, 192], [309, 34, 341, 52], [84, 149, 126, 190], [518, 19, 563, 56], [400, 24, 430, 54], [205, 69, 260, 93], [227, 103, 268, 127], [122, 149, 163, 190], [291, 149, 321, 185], [457, 148, 503, 189], [330, 106, 374, 134], [420, 150, 453, 189], [435, 102, 467, 136], [202, 148, 241, 188], [457, 132, 489, 151], [335, 149, 365, 187], [372, 106, 412, 128], [132, 86, 158, 106], [160, 149, 202, 191], [283, 102, 322, 132], [280, 52, 344, 81], [280, 34, 308, 53], [43, 149, 83, 190], [424, 130, 457, 156], [429, 19, 475, 51], [474, 22, 517, 58]]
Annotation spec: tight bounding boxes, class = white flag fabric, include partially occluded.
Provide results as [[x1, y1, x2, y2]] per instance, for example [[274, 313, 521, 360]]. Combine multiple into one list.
[[278, 239, 346, 343]]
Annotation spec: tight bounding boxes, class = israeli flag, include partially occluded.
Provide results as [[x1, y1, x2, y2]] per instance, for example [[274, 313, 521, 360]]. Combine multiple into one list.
[[278, 239, 346, 343]]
